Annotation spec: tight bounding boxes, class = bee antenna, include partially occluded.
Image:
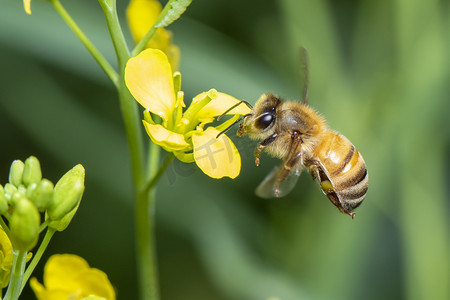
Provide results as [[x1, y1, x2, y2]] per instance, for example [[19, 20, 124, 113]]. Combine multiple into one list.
[[217, 100, 253, 121], [216, 113, 252, 139]]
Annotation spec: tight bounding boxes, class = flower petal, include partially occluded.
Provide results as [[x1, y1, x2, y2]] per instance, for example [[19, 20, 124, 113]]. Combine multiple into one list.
[[75, 268, 116, 300], [126, 0, 179, 70], [30, 278, 72, 300], [192, 128, 241, 179], [143, 120, 190, 151], [44, 254, 89, 290], [0, 228, 13, 288], [23, 0, 32, 15], [31, 254, 116, 300], [195, 92, 251, 123], [125, 49, 176, 123], [126, 0, 161, 43]]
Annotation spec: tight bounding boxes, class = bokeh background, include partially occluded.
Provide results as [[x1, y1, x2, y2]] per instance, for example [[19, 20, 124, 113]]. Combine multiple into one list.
[[1, 0, 449, 299]]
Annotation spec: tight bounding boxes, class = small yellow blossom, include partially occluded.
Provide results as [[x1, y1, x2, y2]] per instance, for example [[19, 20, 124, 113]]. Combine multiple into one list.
[[125, 48, 251, 179], [127, 0, 180, 70], [0, 227, 13, 288], [30, 254, 116, 300], [23, 0, 32, 15]]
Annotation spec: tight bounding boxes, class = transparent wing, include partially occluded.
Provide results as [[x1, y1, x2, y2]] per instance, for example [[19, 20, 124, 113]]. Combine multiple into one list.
[[298, 46, 310, 103], [255, 164, 303, 199]]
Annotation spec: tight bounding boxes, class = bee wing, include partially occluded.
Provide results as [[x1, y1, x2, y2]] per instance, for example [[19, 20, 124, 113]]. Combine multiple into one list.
[[298, 46, 310, 103], [255, 164, 303, 199]]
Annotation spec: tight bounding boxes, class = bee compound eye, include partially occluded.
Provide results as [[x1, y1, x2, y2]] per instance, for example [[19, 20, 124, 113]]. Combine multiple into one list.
[[255, 113, 274, 130]]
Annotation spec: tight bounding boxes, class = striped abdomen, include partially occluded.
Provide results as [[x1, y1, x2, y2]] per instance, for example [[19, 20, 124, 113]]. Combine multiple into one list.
[[311, 131, 368, 217]]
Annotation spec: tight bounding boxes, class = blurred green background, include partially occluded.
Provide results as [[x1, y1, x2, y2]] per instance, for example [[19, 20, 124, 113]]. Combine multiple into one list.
[[1, 0, 449, 299]]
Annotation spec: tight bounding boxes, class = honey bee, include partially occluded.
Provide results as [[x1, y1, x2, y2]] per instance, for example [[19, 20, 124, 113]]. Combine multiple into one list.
[[217, 51, 368, 218]]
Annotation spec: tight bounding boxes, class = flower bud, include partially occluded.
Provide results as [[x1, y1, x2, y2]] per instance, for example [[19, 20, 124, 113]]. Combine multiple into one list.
[[9, 160, 24, 187], [17, 184, 27, 195], [0, 185, 7, 215], [11, 192, 23, 207], [29, 179, 54, 212], [47, 200, 80, 232], [3, 183, 17, 204], [47, 164, 85, 221], [22, 156, 42, 187], [26, 183, 37, 199], [10, 197, 40, 251]]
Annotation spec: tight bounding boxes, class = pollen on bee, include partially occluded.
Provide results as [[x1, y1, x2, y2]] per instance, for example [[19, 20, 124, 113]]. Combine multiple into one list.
[[320, 180, 334, 193]]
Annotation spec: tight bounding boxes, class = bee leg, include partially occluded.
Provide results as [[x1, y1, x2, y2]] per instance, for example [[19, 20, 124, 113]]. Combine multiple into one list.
[[254, 133, 278, 166], [273, 164, 296, 197], [308, 164, 320, 181], [273, 131, 303, 196]]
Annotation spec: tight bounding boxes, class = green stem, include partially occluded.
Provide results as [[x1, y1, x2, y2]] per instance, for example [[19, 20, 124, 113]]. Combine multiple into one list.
[[131, 0, 177, 57], [136, 152, 174, 300], [4, 250, 27, 300], [99, 0, 145, 188], [117, 86, 146, 188], [50, 0, 119, 87], [98, 0, 130, 71], [99, 2, 166, 300], [20, 229, 56, 293], [147, 140, 162, 182], [142, 153, 175, 196]]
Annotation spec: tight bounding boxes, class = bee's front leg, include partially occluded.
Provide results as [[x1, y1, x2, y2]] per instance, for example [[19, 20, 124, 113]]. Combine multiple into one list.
[[254, 133, 278, 166]]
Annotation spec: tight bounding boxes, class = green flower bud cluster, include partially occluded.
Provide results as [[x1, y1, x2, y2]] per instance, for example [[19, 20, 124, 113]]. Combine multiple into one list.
[[0, 156, 85, 251]]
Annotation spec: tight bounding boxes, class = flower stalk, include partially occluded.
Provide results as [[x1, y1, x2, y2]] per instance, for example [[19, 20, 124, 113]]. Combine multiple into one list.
[[20, 228, 56, 293], [3, 250, 27, 300], [49, 0, 119, 87]]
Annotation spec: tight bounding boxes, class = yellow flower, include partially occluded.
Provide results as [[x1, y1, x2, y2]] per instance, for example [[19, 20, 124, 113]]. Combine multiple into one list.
[[23, 0, 32, 15], [30, 254, 116, 300], [127, 0, 180, 70], [125, 48, 251, 179], [0, 227, 13, 288]]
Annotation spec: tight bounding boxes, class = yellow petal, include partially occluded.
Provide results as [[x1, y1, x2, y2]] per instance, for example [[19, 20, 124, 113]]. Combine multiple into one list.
[[30, 278, 72, 300], [83, 296, 107, 300], [125, 49, 176, 123], [23, 0, 32, 15], [29, 278, 45, 299], [143, 120, 190, 151], [168, 44, 180, 72], [75, 268, 116, 300], [31, 254, 115, 300], [44, 254, 89, 290], [126, 0, 178, 70], [0, 228, 13, 288], [192, 128, 241, 179], [174, 151, 195, 163], [195, 92, 251, 123], [126, 0, 161, 43]]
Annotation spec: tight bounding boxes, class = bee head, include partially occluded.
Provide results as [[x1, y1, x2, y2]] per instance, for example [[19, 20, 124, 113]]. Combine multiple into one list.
[[239, 93, 281, 135], [216, 94, 282, 139]]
